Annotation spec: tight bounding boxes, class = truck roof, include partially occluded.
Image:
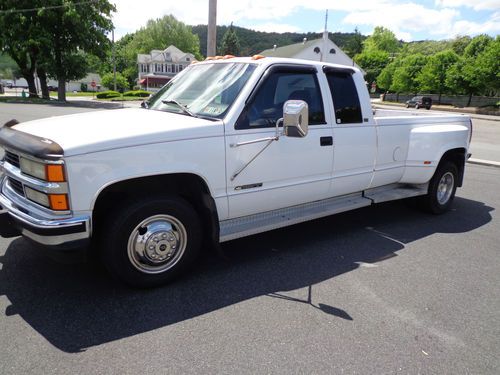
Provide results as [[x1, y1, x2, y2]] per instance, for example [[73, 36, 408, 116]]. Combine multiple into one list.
[[193, 56, 362, 75]]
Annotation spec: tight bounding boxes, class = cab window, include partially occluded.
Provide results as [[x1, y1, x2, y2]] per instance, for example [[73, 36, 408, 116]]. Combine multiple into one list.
[[326, 71, 362, 124], [236, 70, 325, 129]]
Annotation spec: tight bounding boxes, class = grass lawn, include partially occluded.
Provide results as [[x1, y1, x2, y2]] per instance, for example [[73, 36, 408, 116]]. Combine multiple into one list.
[[49, 92, 96, 97], [0, 96, 54, 104]]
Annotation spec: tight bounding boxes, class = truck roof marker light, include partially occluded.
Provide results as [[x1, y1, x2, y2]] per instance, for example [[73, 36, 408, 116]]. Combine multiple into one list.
[[424, 161, 431, 165], [190, 60, 199, 65], [223, 55, 235, 59], [251, 55, 265, 60], [205, 56, 215, 61], [214, 56, 224, 60]]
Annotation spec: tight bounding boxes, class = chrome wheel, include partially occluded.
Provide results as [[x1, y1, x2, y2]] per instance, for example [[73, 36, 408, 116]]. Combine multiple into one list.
[[437, 172, 455, 205], [127, 214, 187, 274]]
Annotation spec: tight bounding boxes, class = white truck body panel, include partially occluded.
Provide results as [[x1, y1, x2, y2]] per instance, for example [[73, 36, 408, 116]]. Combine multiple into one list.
[[0, 57, 472, 251]]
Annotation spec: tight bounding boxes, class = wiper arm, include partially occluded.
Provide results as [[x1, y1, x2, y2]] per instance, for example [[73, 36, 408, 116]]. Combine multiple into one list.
[[162, 99, 198, 118]]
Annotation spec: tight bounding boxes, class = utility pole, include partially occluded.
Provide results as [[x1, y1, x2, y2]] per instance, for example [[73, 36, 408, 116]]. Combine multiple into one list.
[[112, 28, 117, 91], [207, 0, 217, 57]]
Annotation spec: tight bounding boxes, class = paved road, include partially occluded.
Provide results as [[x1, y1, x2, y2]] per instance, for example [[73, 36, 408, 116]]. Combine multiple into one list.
[[0, 100, 134, 125], [373, 103, 500, 163], [0, 103, 499, 373], [0, 165, 498, 374]]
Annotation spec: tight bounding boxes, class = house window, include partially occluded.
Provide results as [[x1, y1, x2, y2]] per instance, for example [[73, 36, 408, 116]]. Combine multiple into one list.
[[167, 65, 172, 73], [179, 65, 183, 72], [186, 57, 190, 62]]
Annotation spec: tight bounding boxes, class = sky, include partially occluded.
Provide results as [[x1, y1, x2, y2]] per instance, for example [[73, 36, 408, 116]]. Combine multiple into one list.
[[111, 0, 500, 41]]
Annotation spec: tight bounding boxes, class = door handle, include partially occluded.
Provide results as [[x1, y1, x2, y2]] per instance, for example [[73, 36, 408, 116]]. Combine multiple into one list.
[[320, 136, 333, 146]]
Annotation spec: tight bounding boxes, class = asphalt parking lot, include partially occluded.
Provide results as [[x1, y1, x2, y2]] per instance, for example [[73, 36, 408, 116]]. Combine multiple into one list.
[[0, 103, 499, 374]]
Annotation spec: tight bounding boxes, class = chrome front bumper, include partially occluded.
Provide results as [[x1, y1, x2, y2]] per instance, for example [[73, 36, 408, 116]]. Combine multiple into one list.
[[0, 172, 90, 250]]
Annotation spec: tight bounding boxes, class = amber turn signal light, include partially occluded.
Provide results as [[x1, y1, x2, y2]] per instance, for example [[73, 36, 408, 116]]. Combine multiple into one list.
[[46, 164, 65, 182], [49, 194, 69, 211]]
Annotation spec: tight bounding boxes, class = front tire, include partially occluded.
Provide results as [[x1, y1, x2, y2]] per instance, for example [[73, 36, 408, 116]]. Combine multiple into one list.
[[101, 196, 202, 287], [420, 161, 458, 214]]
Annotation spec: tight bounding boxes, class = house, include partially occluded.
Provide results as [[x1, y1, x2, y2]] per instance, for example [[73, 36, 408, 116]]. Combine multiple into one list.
[[137, 45, 195, 91], [260, 31, 362, 72]]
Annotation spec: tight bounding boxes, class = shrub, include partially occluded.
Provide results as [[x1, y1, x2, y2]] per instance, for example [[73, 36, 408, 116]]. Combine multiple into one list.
[[96, 90, 121, 99], [123, 90, 151, 97], [80, 83, 88, 92]]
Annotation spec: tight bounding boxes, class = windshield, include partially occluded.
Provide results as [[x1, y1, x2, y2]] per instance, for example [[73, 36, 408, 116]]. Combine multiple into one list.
[[147, 62, 256, 119]]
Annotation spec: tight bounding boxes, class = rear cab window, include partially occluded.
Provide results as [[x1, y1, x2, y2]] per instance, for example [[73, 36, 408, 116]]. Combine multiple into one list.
[[324, 67, 363, 125]]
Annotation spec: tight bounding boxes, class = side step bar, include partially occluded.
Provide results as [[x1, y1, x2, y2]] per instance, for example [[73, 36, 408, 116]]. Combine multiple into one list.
[[219, 183, 428, 242]]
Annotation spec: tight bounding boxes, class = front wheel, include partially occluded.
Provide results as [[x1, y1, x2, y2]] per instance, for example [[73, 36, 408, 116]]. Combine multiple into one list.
[[420, 161, 458, 214], [101, 196, 202, 287]]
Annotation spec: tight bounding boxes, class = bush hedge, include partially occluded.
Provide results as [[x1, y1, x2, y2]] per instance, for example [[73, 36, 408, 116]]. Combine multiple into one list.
[[96, 90, 120, 99], [123, 90, 151, 97]]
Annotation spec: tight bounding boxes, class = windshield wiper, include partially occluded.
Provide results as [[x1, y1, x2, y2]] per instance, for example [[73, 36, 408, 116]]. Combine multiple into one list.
[[162, 99, 198, 118]]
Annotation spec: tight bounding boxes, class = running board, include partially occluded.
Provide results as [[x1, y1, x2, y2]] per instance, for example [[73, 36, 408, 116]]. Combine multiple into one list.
[[364, 183, 428, 203], [219, 183, 429, 242], [219, 193, 370, 242]]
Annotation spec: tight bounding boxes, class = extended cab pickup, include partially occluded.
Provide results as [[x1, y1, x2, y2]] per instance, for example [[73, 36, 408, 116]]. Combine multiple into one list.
[[0, 57, 472, 287]]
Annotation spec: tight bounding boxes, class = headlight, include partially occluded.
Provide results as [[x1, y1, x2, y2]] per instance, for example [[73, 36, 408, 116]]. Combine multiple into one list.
[[20, 157, 46, 180], [24, 186, 50, 207], [20, 157, 65, 182]]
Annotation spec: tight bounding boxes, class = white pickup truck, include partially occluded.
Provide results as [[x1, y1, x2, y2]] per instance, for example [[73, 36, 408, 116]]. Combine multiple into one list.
[[0, 57, 472, 287]]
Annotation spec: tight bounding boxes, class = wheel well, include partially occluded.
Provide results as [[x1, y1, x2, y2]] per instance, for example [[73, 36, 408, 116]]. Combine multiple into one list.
[[439, 148, 467, 187], [92, 174, 219, 249]]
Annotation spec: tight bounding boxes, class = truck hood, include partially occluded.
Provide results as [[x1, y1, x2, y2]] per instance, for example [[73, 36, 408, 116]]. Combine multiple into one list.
[[12, 108, 224, 157]]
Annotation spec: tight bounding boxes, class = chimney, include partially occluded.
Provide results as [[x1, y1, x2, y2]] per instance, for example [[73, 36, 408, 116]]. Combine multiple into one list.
[[273, 44, 277, 51], [303, 38, 307, 44]]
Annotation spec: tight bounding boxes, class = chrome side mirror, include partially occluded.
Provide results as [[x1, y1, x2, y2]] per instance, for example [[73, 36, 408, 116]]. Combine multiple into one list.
[[282, 100, 308, 138]]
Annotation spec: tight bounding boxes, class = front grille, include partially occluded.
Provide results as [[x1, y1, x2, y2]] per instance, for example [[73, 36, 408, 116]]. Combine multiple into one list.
[[7, 177, 25, 197], [5, 151, 20, 168]]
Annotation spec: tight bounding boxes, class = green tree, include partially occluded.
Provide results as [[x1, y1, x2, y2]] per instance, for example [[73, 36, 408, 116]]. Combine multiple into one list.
[[475, 36, 500, 94], [417, 50, 459, 103], [127, 15, 201, 60], [390, 54, 428, 94], [364, 26, 400, 53], [354, 49, 389, 86], [37, 0, 115, 101], [345, 27, 364, 57], [450, 35, 472, 55], [220, 23, 241, 55], [377, 61, 398, 91], [101, 72, 129, 91], [446, 34, 493, 106], [0, 0, 45, 97]]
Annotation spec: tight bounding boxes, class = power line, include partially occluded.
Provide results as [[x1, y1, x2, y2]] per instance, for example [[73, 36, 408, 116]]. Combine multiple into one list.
[[0, 1, 96, 15]]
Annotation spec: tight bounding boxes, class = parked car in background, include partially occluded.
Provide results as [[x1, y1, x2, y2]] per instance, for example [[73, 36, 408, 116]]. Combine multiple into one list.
[[406, 96, 432, 109], [47, 85, 58, 91], [0, 80, 13, 89]]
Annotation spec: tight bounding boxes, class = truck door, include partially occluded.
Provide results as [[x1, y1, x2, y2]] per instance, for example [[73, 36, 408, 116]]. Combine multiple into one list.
[[225, 65, 334, 219], [324, 67, 377, 196]]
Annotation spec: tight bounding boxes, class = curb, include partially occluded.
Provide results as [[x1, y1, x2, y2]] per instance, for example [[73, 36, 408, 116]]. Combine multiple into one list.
[[467, 158, 500, 168]]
